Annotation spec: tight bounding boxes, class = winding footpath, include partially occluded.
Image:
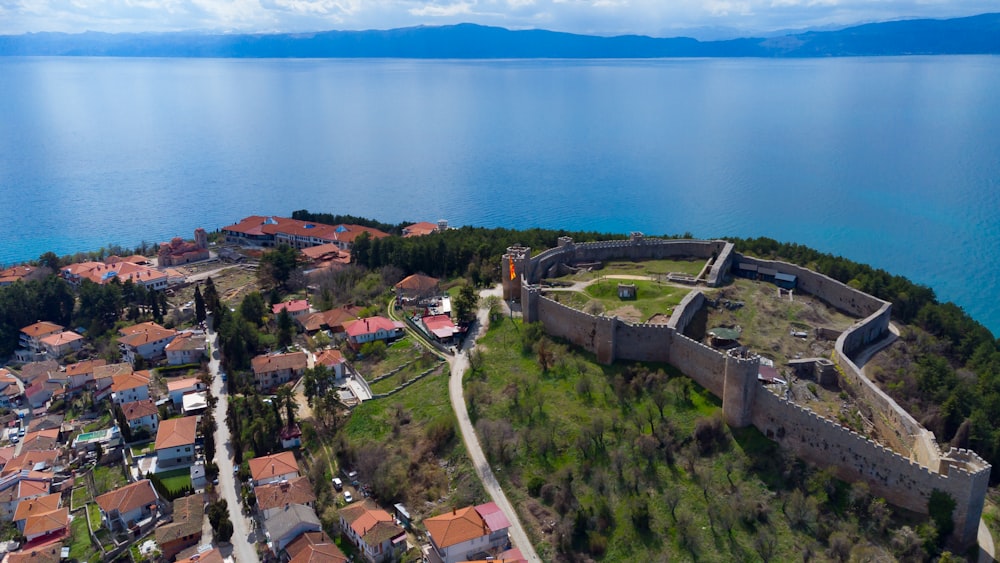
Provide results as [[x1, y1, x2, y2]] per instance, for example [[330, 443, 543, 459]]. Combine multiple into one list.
[[390, 287, 541, 561]]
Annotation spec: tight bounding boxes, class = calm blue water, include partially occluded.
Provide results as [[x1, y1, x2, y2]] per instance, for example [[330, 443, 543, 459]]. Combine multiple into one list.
[[1, 57, 998, 334]]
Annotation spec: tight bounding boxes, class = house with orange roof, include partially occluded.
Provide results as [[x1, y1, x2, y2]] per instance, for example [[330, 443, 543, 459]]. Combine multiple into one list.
[[61, 260, 170, 291], [166, 377, 206, 407], [254, 476, 316, 518], [4, 541, 64, 563], [344, 317, 405, 349], [1, 450, 59, 477], [249, 451, 299, 487], [16, 322, 65, 362], [314, 349, 346, 379], [24, 380, 61, 410], [251, 351, 307, 390], [0, 369, 23, 409], [22, 506, 68, 543], [65, 359, 106, 391], [38, 331, 84, 360], [299, 305, 364, 334], [421, 314, 459, 343], [110, 370, 151, 406], [93, 362, 132, 400], [0, 473, 52, 520], [95, 479, 159, 531], [19, 429, 59, 453], [13, 492, 60, 532], [394, 273, 440, 303], [175, 547, 224, 563], [118, 322, 177, 364], [154, 416, 198, 471], [121, 399, 159, 434], [272, 299, 310, 319], [402, 221, 442, 238], [0, 265, 43, 287], [299, 243, 352, 271], [154, 493, 204, 561], [339, 499, 406, 563], [284, 530, 348, 563], [423, 503, 511, 563], [221, 216, 389, 251], [164, 332, 207, 366]]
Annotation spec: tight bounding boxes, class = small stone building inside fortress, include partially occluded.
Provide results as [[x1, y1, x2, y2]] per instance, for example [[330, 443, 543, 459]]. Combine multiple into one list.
[[502, 234, 991, 548]]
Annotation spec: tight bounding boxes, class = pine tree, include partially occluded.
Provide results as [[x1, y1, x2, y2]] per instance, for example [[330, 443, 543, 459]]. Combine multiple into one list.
[[194, 286, 206, 323]]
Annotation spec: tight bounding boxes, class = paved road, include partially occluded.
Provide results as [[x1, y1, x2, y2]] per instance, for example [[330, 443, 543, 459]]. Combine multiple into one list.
[[979, 518, 996, 563], [207, 321, 260, 563], [448, 286, 541, 562]]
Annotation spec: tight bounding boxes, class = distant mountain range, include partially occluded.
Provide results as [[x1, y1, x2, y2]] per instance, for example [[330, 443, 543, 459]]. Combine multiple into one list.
[[2, 13, 999, 58]]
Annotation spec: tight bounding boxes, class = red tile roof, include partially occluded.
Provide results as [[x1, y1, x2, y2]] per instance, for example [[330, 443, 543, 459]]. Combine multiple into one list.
[[254, 476, 316, 512], [251, 352, 308, 375], [249, 451, 299, 483], [402, 222, 440, 237], [38, 331, 83, 347], [13, 492, 61, 522], [154, 416, 198, 450], [343, 317, 404, 338], [314, 349, 345, 367], [23, 506, 68, 537], [6, 542, 63, 563], [122, 399, 158, 421], [111, 372, 151, 393], [272, 300, 310, 315], [286, 531, 348, 563], [65, 359, 107, 377], [424, 506, 489, 549], [117, 322, 177, 347], [222, 216, 389, 245], [20, 322, 64, 339], [95, 480, 157, 516], [395, 273, 439, 291]]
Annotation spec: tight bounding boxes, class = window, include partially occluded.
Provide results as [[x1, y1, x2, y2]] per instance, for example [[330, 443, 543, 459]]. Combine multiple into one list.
[[185, 446, 191, 452]]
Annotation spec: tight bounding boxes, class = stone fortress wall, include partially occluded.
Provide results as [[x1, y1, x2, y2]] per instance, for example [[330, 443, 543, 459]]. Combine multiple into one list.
[[503, 236, 990, 548]]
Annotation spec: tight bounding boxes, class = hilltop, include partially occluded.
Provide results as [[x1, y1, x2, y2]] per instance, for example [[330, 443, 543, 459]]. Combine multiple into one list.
[[1, 13, 999, 58]]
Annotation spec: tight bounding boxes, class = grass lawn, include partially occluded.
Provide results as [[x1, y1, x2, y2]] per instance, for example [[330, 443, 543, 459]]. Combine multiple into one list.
[[344, 367, 452, 443], [71, 486, 92, 510], [157, 468, 192, 493], [92, 465, 127, 495], [82, 412, 112, 433], [551, 258, 709, 282], [86, 503, 103, 531], [130, 441, 156, 456], [357, 336, 424, 381], [369, 356, 445, 395], [69, 514, 98, 561]]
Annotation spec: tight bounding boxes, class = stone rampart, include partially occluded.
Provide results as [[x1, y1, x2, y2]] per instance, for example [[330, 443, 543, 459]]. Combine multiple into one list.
[[668, 334, 726, 398], [526, 237, 729, 287], [667, 291, 705, 333], [733, 254, 886, 318], [615, 323, 674, 364], [533, 294, 617, 364], [752, 389, 989, 547]]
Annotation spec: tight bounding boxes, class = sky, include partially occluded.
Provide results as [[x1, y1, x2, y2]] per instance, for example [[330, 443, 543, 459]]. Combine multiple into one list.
[[0, 0, 996, 38]]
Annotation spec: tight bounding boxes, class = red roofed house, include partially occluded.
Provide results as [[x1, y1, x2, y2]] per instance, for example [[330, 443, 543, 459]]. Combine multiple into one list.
[[249, 451, 299, 487], [394, 274, 440, 304], [61, 260, 169, 291], [154, 416, 198, 470], [272, 299, 310, 319], [284, 531, 348, 563], [22, 505, 69, 543], [110, 371, 151, 406], [339, 499, 406, 563], [0, 473, 53, 520], [166, 377, 206, 407], [343, 317, 405, 349], [421, 314, 459, 343], [38, 331, 84, 360], [424, 503, 511, 563], [254, 476, 316, 519], [19, 429, 59, 453], [95, 479, 159, 531], [299, 305, 365, 334], [299, 243, 351, 271], [4, 542, 64, 563], [314, 349, 346, 379], [154, 493, 204, 560], [402, 221, 443, 238], [13, 492, 60, 533], [0, 265, 43, 287], [121, 399, 159, 434], [221, 216, 389, 251], [16, 322, 65, 362], [65, 359, 106, 391], [251, 351, 307, 390], [93, 363, 132, 400], [165, 332, 207, 366], [118, 322, 177, 364]]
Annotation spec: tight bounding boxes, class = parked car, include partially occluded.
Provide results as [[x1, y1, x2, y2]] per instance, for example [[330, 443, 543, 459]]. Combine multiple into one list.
[[332, 478, 343, 491], [344, 491, 353, 503]]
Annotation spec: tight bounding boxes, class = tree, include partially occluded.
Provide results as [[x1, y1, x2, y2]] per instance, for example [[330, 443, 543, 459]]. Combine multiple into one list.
[[194, 285, 206, 323], [258, 244, 299, 289], [239, 292, 266, 327], [453, 284, 478, 324], [277, 308, 295, 348], [928, 489, 956, 545]]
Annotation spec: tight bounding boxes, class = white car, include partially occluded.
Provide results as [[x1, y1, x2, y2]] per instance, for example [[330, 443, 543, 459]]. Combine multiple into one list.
[[343, 491, 353, 504], [332, 478, 343, 491]]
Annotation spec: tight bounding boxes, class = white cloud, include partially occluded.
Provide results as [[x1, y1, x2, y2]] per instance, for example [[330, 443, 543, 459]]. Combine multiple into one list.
[[0, 0, 994, 36]]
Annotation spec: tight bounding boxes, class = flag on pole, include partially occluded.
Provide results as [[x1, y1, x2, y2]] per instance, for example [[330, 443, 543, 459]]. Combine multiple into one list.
[[509, 257, 516, 280]]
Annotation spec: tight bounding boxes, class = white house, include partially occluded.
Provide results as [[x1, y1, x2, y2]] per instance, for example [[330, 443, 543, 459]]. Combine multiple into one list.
[[248, 451, 299, 487], [424, 503, 511, 563], [118, 322, 177, 364], [111, 371, 151, 406], [121, 399, 159, 435], [165, 332, 207, 366], [251, 352, 307, 390], [343, 317, 405, 349], [166, 377, 206, 408], [95, 480, 159, 531], [154, 416, 198, 471]]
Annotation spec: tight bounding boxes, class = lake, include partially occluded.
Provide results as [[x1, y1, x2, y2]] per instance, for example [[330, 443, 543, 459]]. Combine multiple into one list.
[[1, 56, 998, 333]]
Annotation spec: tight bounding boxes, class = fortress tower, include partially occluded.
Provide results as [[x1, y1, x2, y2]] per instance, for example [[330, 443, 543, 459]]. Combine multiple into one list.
[[501, 245, 530, 301], [195, 228, 208, 249], [722, 348, 759, 427]]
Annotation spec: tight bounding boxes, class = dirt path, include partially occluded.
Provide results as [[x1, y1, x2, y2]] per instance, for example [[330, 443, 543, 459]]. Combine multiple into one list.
[[449, 285, 541, 562]]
